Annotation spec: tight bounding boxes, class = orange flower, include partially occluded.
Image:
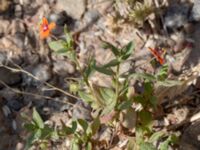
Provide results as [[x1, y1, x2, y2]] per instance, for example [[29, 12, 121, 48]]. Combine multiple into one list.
[[148, 47, 165, 65], [40, 17, 56, 39]]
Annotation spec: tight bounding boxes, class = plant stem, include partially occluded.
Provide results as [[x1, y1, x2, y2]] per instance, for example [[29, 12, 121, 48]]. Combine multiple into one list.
[[115, 64, 120, 101], [74, 57, 98, 103]]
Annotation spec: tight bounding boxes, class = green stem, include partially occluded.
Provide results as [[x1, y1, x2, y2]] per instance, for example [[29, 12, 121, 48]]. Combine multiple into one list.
[[115, 64, 120, 101], [74, 57, 97, 102]]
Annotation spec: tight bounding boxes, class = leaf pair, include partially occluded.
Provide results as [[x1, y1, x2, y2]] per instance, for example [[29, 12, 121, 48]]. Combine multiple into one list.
[[79, 85, 117, 115], [102, 41, 134, 61], [129, 65, 181, 87], [24, 108, 58, 150], [48, 26, 74, 58], [70, 118, 100, 150]]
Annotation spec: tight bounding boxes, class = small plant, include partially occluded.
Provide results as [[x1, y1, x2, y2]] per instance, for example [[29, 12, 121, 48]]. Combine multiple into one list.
[[23, 19, 180, 149], [129, 0, 154, 26], [125, 64, 180, 150], [115, 0, 155, 27], [23, 108, 59, 150], [23, 108, 100, 150]]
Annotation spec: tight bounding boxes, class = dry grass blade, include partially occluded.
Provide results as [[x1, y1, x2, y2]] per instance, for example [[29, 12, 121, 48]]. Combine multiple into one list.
[[0, 61, 79, 100], [0, 79, 76, 106]]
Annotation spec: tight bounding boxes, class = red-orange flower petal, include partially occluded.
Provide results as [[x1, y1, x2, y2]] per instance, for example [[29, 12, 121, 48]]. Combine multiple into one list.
[[148, 47, 165, 65], [49, 22, 56, 30], [39, 17, 56, 39], [40, 29, 50, 39]]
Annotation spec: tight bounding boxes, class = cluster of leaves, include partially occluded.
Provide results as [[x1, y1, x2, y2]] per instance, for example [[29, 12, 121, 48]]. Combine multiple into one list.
[[23, 28, 179, 150], [23, 108, 59, 150], [115, 0, 155, 26], [129, 0, 154, 26], [24, 108, 100, 150]]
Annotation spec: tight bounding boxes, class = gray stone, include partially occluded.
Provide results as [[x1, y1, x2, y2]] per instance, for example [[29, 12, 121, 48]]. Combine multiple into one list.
[[13, 32, 25, 49], [7, 99, 23, 111], [0, 52, 6, 64], [164, 4, 190, 29], [180, 121, 200, 150], [72, 100, 92, 121], [0, 88, 19, 101], [189, 0, 200, 21], [32, 64, 52, 82], [56, 0, 86, 19], [49, 12, 75, 27], [83, 9, 100, 24], [47, 97, 69, 112], [23, 64, 52, 86], [0, 67, 22, 88], [22, 52, 40, 65], [53, 60, 75, 75], [14, 4, 23, 18], [49, 12, 75, 36]]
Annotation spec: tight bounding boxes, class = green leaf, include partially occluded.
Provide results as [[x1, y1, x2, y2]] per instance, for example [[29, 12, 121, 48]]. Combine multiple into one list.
[[78, 91, 94, 103], [102, 42, 119, 56], [121, 41, 134, 60], [140, 142, 157, 150], [149, 131, 165, 143], [25, 133, 35, 150], [159, 134, 178, 150], [51, 130, 59, 140], [33, 129, 42, 140], [127, 137, 136, 150], [33, 108, 44, 129], [71, 140, 80, 150], [66, 51, 76, 62], [59, 128, 69, 136], [86, 142, 92, 150], [117, 100, 133, 110], [156, 64, 168, 81], [134, 95, 145, 106], [144, 82, 153, 97], [49, 40, 65, 51], [136, 127, 145, 145], [170, 134, 179, 144], [101, 99, 116, 115], [64, 25, 73, 45], [91, 117, 100, 135], [94, 66, 114, 76], [39, 143, 48, 150], [92, 85, 117, 115], [77, 119, 88, 132], [156, 80, 181, 87], [85, 58, 96, 79], [101, 88, 116, 115], [71, 121, 78, 133], [99, 87, 115, 105], [40, 125, 54, 139], [149, 96, 157, 109], [119, 80, 129, 96], [54, 48, 68, 54], [139, 110, 152, 127], [159, 139, 170, 150], [60, 120, 77, 135], [103, 59, 120, 68], [24, 123, 37, 131]]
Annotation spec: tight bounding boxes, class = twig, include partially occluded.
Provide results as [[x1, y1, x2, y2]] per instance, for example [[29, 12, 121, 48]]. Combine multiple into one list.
[[0, 79, 95, 112], [0, 61, 79, 100], [0, 80, 75, 106]]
